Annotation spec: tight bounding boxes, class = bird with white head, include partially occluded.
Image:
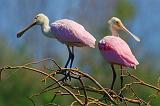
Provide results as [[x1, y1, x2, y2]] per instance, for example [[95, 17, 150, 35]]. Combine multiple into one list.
[[98, 17, 140, 91], [108, 17, 140, 42], [17, 13, 96, 80]]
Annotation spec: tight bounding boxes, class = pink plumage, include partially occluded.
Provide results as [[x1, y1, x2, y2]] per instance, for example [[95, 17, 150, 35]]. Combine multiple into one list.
[[98, 17, 140, 90], [51, 19, 96, 48], [17, 13, 96, 68], [98, 36, 139, 69]]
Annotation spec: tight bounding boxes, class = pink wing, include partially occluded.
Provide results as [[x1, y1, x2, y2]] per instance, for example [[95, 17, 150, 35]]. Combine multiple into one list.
[[51, 19, 96, 48], [98, 36, 139, 68]]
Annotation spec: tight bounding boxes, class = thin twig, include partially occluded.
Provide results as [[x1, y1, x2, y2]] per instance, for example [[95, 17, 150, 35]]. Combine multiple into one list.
[[51, 94, 57, 103], [30, 86, 60, 98], [56, 68, 117, 105], [79, 77, 88, 105], [24, 58, 61, 70], [55, 91, 108, 106], [1, 59, 160, 106], [1, 66, 83, 105], [26, 97, 36, 106]]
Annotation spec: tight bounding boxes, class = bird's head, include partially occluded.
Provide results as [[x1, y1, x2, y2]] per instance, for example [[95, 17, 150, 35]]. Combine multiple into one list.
[[108, 17, 140, 42], [108, 17, 123, 30], [33, 13, 49, 25], [17, 13, 49, 38]]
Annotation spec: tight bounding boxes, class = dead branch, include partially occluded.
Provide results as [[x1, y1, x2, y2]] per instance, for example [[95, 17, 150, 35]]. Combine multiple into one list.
[[0, 58, 160, 106]]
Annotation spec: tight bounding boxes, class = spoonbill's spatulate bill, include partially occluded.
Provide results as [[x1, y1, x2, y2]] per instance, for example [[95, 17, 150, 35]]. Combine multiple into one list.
[[98, 17, 140, 90], [17, 13, 96, 68]]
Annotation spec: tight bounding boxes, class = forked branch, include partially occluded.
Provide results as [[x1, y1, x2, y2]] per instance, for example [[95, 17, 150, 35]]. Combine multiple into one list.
[[1, 58, 160, 106]]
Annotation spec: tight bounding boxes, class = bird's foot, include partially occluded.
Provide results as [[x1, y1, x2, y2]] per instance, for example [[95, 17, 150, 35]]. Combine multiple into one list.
[[119, 93, 123, 102], [99, 89, 115, 103], [61, 71, 72, 82]]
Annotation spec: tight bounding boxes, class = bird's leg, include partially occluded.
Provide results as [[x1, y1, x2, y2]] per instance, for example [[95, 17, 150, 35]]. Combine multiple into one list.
[[111, 64, 116, 90], [70, 46, 74, 68], [119, 65, 124, 101], [63, 46, 72, 81], [64, 45, 72, 68], [102, 64, 116, 103], [66, 46, 74, 81], [120, 66, 123, 90]]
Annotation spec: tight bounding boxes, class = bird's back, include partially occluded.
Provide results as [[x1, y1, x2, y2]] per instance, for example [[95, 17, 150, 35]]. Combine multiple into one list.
[[98, 36, 139, 68], [50, 19, 96, 48]]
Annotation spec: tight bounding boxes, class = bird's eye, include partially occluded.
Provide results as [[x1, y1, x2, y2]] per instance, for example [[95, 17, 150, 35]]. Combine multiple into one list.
[[34, 16, 39, 19], [115, 21, 119, 24]]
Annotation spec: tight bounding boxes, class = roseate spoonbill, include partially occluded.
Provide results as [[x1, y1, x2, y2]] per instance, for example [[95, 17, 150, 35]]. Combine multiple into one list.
[[17, 13, 96, 69], [98, 17, 140, 90]]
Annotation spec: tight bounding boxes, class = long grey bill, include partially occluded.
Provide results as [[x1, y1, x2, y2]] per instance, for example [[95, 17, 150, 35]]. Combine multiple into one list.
[[17, 21, 36, 38], [122, 25, 140, 42]]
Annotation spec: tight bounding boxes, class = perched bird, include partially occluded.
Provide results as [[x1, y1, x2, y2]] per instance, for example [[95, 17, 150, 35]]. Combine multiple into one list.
[[98, 17, 140, 90], [17, 13, 96, 69]]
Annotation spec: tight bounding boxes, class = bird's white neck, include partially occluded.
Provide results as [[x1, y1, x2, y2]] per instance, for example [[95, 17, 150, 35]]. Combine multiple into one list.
[[41, 20, 55, 38], [110, 26, 119, 37]]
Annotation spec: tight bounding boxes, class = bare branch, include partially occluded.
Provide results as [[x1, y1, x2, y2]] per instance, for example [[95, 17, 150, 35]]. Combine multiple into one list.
[[1, 58, 160, 106]]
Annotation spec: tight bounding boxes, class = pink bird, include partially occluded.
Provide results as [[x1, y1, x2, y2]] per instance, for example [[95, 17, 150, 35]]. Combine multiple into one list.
[[17, 13, 96, 69], [98, 17, 140, 90], [17, 13, 96, 80]]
